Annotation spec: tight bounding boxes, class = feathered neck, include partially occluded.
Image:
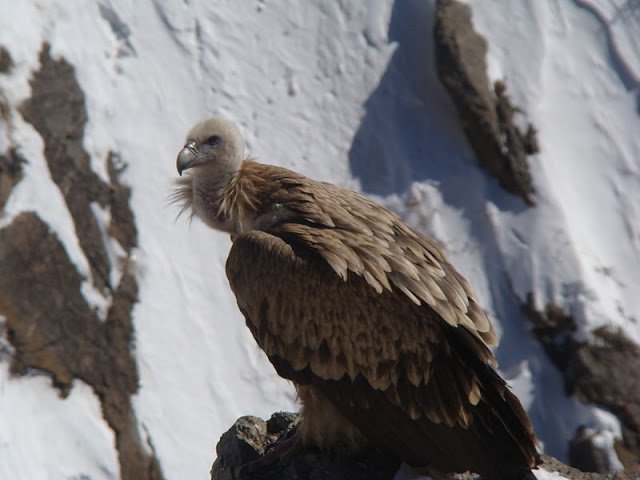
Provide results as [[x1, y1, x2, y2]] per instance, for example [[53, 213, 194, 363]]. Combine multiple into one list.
[[172, 175, 196, 221], [172, 160, 260, 234]]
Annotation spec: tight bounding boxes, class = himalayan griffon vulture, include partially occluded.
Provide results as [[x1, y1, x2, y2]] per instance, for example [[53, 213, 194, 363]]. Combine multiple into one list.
[[173, 117, 540, 479]]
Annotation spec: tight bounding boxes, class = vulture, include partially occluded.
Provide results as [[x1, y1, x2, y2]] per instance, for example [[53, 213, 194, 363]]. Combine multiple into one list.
[[173, 117, 540, 479]]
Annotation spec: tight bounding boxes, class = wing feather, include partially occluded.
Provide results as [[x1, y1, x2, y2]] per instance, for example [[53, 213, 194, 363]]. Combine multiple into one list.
[[227, 231, 493, 427], [244, 164, 497, 345]]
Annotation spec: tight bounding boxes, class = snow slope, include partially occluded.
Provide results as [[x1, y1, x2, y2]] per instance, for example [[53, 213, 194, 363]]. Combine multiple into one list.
[[0, 0, 638, 478]]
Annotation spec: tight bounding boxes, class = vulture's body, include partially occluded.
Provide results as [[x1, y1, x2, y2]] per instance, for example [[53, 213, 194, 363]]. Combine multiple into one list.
[[174, 117, 540, 478]]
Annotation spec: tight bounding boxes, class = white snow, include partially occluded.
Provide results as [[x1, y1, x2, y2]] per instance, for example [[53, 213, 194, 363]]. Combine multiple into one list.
[[0, 0, 638, 478], [469, 0, 640, 341], [0, 365, 119, 480], [393, 463, 432, 480], [591, 408, 625, 471], [89, 200, 129, 319], [534, 469, 571, 480]]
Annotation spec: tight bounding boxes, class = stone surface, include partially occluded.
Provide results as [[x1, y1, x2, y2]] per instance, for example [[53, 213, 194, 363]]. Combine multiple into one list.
[[0, 147, 25, 212], [0, 46, 12, 74], [211, 413, 399, 480], [212, 414, 640, 480], [0, 212, 163, 480], [539, 455, 636, 480], [433, 0, 536, 205], [0, 42, 164, 480], [20, 43, 114, 292], [523, 295, 640, 473], [570, 427, 615, 474]]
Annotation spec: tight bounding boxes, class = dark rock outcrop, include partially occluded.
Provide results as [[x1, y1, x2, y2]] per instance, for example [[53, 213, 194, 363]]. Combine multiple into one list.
[[0, 212, 162, 480], [0, 46, 12, 74], [20, 43, 115, 292], [0, 43, 165, 480], [0, 212, 163, 480], [523, 295, 640, 473], [211, 413, 398, 480], [212, 414, 638, 480], [540, 454, 635, 480], [570, 426, 617, 474], [0, 147, 25, 212], [434, 0, 537, 205]]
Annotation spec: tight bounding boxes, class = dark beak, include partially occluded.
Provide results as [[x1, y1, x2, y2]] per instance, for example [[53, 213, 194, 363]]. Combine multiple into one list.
[[177, 141, 199, 176]]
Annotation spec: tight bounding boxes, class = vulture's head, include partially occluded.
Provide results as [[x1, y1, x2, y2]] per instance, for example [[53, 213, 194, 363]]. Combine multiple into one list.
[[176, 116, 245, 177], [173, 116, 247, 232]]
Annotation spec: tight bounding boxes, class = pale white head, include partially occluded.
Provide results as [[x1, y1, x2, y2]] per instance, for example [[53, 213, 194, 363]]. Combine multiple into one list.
[[176, 116, 245, 176], [173, 116, 247, 232]]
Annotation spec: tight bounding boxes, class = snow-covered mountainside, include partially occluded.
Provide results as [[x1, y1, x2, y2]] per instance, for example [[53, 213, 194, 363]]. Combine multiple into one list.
[[0, 1, 639, 479]]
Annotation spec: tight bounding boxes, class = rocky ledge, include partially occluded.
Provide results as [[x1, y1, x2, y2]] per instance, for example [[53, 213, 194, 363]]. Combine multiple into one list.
[[211, 413, 638, 480]]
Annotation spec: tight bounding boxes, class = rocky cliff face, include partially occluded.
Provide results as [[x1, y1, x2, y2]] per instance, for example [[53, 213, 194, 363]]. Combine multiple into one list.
[[433, 0, 640, 474], [433, 0, 537, 206], [523, 298, 640, 473], [0, 43, 164, 480]]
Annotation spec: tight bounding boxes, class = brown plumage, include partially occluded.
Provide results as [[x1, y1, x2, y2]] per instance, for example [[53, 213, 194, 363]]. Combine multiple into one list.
[[174, 117, 540, 478]]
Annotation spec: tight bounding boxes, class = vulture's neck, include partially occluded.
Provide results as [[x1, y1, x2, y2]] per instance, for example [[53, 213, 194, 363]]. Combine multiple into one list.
[[187, 160, 290, 235]]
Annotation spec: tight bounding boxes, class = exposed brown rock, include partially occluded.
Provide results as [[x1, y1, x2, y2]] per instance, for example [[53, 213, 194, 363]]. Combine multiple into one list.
[[107, 151, 137, 252], [20, 43, 112, 292], [0, 41, 166, 480], [523, 294, 576, 370], [0, 147, 25, 212], [569, 328, 640, 473], [523, 295, 640, 473], [494, 79, 540, 161], [0, 46, 12, 74], [540, 454, 635, 480], [434, 0, 536, 205], [0, 213, 163, 480], [570, 426, 617, 474]]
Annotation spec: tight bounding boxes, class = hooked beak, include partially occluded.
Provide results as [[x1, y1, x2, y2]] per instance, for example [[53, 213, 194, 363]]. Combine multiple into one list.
[[176, 140, 199, 176]]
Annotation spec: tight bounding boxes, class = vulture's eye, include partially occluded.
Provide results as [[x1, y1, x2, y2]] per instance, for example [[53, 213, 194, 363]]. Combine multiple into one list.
[[204, 135, 221, 147]]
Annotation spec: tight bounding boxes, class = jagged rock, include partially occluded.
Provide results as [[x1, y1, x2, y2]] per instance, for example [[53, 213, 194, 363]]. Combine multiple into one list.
[[266, 411, 298, 435], [211, 413, 398, 480], [522, 295, 576, 370], [0, 147, 25, 212], [216, 416, 270, 471], [0, 212, 163, 480], [433, 0, 536, 205], [20, 42, 113, 292], [570, 426, 615, 474], [494, 80, 540, 174], [539, 455, 635, 480], [106, 151, 138, 252], [0, 41, 164, 480], [212, 414, 638, 480], [523, 295, 640, 473], [0, 46, 12, 74]]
